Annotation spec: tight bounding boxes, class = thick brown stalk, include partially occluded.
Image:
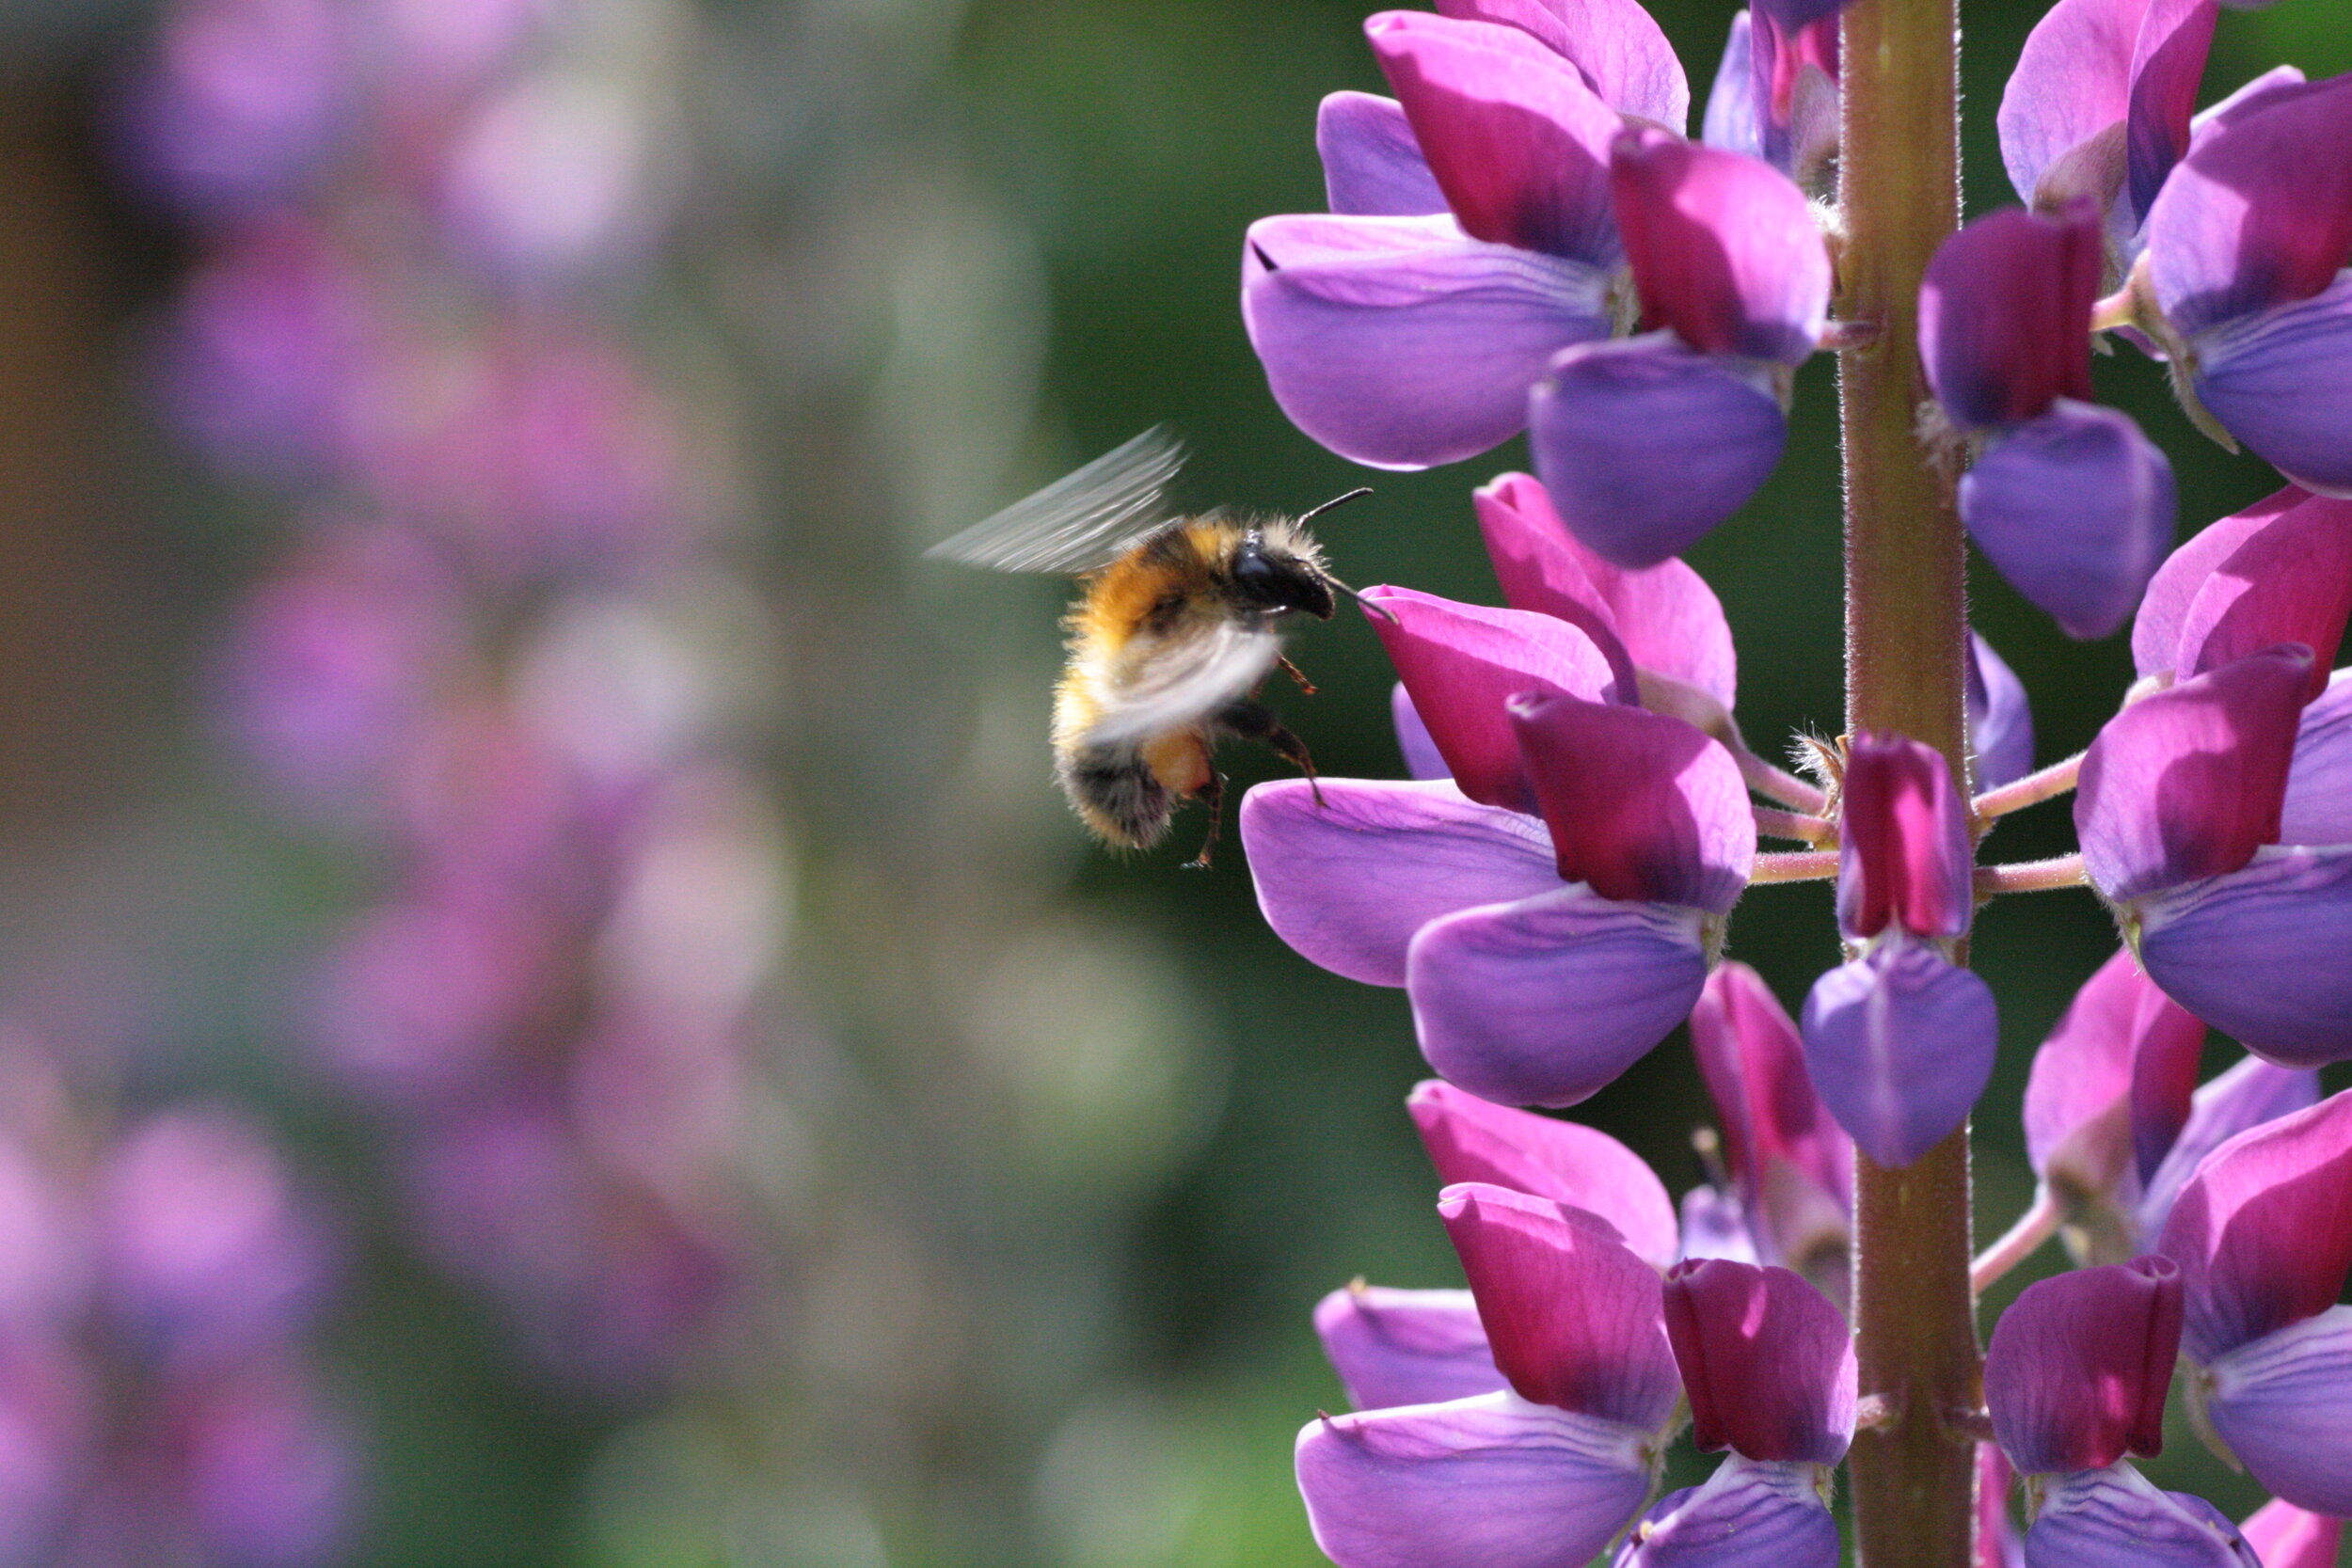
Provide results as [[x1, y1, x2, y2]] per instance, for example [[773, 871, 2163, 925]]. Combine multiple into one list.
[[1836, 0, 1981, 1559]]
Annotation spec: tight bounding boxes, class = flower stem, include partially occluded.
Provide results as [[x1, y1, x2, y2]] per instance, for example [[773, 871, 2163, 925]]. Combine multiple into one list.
[[1751, 849, 1841, 883], [1974, 854, 2088, 897], [1836, 0, 1980, 1555], [1972, 752, 2085, 822], [1735, 747, 1830, 814], [1754, 806, 1836, 844], [1970, 1190, 2061, 1294]]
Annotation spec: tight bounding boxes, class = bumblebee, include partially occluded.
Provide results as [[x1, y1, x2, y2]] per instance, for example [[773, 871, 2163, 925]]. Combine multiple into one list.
[[928, 428, 1368, 864]]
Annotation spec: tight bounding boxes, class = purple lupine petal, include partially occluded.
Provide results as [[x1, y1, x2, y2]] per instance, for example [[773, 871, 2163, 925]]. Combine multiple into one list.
[[2280, 666, 2352, 846], [2137, 845, 2352, 1064], [1475, 472, 1739, 707], [1677, 1186, 1758, 1264], [1971, 632, 2038, 790], [1435, 0, 1690, 129], [1610, 129, 1830, 364], [1690, 962, 1853, 1217], [2130, 485, 2308, 681], [1438, 1183, 1681, 1429], [1836, 732, 1974, 942], [1919, 207, 2101, 430], [2137, 1055, 2321, 1248], [1367, 12, 1626, 266], [1530, 334, 1788, 570], [1510, 692, 1755, 911], [1409, 1080, 1679, 1268], [2075, 646, 2309, 903], [1364, 586, 1625, 812], [2190, 65, 2308, 145], [1242, 213, 1613, 469], [1995, 0, 2139, 209], [1315, 1285, 1505, 1410], [2022, 950, 2204, 1197], [2145, 75, 2352, 338], [2238, 1500, 2342, 1568], [1319, 92, 1449, 217], [1984, 1258, 2183, 1474], [1664, 1259, 1854, 1464], [1296, 1393, 1653, 1568], [2200, 1306, 2352, 1514], [1613, 1455, 1840, 1568], [2157, 1087, 2352, 1362], [2189, 274, 2352, 496], [2026, 1465, 2262, 1568], [1962, 401, 2176, 641], [1391, 684, 1452, 780], [2122, 0, 2220, 223], [1407, 885, 1708, 1107], [2170, 491, 2352, 699], [1800, 938, 1998, 1169], [1239, 777, 1560, 987], [1699, 12, 1760, 158]]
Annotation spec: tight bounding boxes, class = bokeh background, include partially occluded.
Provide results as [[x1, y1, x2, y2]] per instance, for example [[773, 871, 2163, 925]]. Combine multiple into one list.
[[0, 0, 2344, 1562]]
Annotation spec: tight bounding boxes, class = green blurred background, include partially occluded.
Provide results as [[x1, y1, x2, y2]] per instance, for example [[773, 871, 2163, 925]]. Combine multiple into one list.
[[0, 0, 2345, 1561]]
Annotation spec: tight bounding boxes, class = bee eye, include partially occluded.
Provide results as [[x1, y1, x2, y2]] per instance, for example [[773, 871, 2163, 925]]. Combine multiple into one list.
[[1232, 544, 1282, 598]]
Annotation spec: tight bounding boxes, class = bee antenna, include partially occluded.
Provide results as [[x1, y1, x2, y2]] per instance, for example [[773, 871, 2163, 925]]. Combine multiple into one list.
[[1325, 572, 1397, 623], [1295, 485, 1375, 528]]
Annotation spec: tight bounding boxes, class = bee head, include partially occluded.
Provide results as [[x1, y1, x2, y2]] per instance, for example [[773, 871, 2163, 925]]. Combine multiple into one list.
[[1232, 531, 1337, 620]]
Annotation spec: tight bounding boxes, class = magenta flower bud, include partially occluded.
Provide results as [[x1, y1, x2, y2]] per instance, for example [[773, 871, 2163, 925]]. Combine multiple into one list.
[[2075, 645, 2310, 904], [1312, 1284, 1503, 1411], [2239, 1502, 2342, 1568], [1609, 129, 1830, 366], [1836, 733, 1974, 942], [1433, 0, 1690, 126], [1508, 691, 1755, 911], [1407, 1081, 1678, 1268], [1362, 586, 1626, 813], [1985, 1257, 2183, 1474], [1978, 1445, 2023, 1568], [1663, 1259, 1854, 1465], [1689, 962, 1852, 1271], [2131, 487, 2352, 702], [1438, 1183, 1679, 1430], [2022, 949, 2204, 1211], [1921, 206, 2101, 431]]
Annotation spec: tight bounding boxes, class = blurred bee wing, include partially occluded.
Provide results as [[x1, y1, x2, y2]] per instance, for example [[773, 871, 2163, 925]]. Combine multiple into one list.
[[924, 426, 1187, 574], [1081, 621, 1282, 748]]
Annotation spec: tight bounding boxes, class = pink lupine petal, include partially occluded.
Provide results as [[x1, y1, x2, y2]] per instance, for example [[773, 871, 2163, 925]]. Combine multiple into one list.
[[2137, 1055, 2321, 1249], [1475, 472, 1738, 707], [2131, 484, 2310, 681], [1664, 1259, 1854, 1464], [2190, 274, 2352, 497], [1609, 129, 1831, 364], [1983, 1258, 2183, 1474], [1242, 213, 1614, 470], [1318, 92, 1448, 216], [1362, 586, 1624, 813], [2137, 845, 2352, 1066], [2146, 74, 2352, 338], [2025, 1465, 2263, 1568], [2238, 1500, 2343, 1568], [1239, 776, 1562, 988], [1995, 0, 2140, 207], [1313, 1285, 1505, 1411], [1407, 1080, 1678, 1268], [1699, 11, 1760, 158], [1391, 684, 1452, 781], [2122, 0, 2219, 222], [2156, 1087, 2352, 1361], [2172, 491, 2352, 699], [2022, 950, 2204, 1196], [1919, 206, 2101, 430], [1295, 1392, 1654, 1568], [1614, 1455, 1842, 1568], [2280, 666, 2352, 847], [1406, 886, 1708, 1108], [1437, 1183, 1680, 1429], [1530, 334, 1789, 570], [1836, 732, 1974, 942], [1971, 632, 2038, 791], [1979, 1446, 2025, 1568], [2201, 1306, 2352, 1515], [1367, 12, 1626, 266], [1690, 961, 1852, 1215], [1962, 400, 2177, 642], [1799, 939, 1998, 1170], [1435, 0, 1690, 129], [1509, 692, 1755, 911], [2074, 646, 2309, 903]]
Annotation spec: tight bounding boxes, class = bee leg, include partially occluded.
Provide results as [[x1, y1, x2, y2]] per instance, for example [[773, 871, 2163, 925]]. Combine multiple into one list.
[[1279, 656, 1318, 697], [1183, 771, 1229, 870], [1219, 701, 1325, 808]]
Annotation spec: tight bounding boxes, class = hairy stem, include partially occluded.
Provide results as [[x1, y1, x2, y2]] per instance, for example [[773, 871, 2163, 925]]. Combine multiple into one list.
[[1837, 0, 1980, 1557], [1973, 752, 2086, 822], [1736, 747, 1831, 814], [1755, 806, 1836, 844], [1971, 1190, 2062, 1294], [1751, 849, 1842, 883], [1975, 854, 2088, 897]]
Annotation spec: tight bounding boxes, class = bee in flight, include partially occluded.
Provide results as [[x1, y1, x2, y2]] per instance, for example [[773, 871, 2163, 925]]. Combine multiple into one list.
[[927, 428, 1373, 866]]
